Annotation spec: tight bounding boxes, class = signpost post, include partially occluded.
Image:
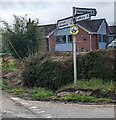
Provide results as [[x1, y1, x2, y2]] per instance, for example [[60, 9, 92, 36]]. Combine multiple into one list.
[[70, 25, 79, 85], [57, 7, 97, 85], [72, 7, 78, 85]]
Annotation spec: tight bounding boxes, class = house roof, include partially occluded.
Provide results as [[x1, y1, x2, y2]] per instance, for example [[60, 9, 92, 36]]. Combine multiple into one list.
[[109, 26, 116, 34], [46, 18, 109, 37], [39, 24, 57, 36], [76, 19, 106, 33]]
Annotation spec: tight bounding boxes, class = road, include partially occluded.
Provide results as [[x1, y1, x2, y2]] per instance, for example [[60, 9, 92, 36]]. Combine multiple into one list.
[[1, 92, 40, 118], [1, 91, 115, 119]]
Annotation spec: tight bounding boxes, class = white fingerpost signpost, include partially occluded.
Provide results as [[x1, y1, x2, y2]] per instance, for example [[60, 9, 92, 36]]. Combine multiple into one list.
[[57, 7, 97, 85], [70, 7, 79, 85]]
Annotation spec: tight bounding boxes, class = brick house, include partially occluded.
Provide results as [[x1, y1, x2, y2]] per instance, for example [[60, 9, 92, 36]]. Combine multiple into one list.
[[46, 18, 111, 52]]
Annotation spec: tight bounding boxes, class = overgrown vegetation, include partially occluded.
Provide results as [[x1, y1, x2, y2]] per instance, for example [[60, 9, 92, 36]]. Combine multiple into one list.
[[54, 94, 112, 103], [61, 79, 115, 91], [77, 50, 116, 82], [3, 59, 17, 72], [2, 15, 45, 58], [23, 53, 73, 91], [23, 50, 115, 91], [2, 50, 116, 103], [2, 81, 114, 103], [30, 87, 54, 100]]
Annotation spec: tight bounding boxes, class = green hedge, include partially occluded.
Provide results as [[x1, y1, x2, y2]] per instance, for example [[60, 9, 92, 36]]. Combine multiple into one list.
[[77, 50, 115, 82], [23, 54, 73, 91], [23, 50, 115, 91]]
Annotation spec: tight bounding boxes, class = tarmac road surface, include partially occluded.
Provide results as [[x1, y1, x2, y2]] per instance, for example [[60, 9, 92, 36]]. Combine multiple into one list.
[[1, 92, 40, 118], [1, 91, 115, 119]]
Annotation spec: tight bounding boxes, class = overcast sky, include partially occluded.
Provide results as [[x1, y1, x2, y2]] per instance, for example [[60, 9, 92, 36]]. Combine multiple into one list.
[[0, 0, 115, 26]]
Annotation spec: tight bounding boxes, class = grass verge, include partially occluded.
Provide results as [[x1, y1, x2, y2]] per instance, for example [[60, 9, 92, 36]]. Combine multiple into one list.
[[30, 87, 54, 100], [1, 79, 115, 103], [60, 79, 115, 91], [54, 94, 113, 103]]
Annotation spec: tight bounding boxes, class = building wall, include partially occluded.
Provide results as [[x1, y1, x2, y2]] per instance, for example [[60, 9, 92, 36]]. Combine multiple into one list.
[[49, 26, 98, 52], [48, 21, 110, 52], [97, 20, 107, 49], [49, 33, 56, 52], [92, 35, 99, 50], [75, 26, 91, 52], [55, 27, 73, 51]]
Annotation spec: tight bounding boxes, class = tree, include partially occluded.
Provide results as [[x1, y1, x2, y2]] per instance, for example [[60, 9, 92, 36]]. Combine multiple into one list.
[[1, 15, 45, 59]]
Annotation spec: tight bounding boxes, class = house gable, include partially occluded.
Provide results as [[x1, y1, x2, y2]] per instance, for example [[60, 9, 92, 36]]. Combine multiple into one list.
[[97, 20, 106, 34]]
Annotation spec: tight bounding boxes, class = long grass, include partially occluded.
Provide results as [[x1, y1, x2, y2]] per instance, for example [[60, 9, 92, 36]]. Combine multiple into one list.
[[55, 94, 112, 103], [60, 78, 115, 91], [30, 87, 54, 100]]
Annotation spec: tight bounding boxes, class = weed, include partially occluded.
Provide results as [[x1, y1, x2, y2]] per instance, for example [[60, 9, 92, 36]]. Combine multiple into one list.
[[3, 59, 17, 72], [2, 80, 9, 90], [31, 87, 54, 100], [9, 88, 23, 95]]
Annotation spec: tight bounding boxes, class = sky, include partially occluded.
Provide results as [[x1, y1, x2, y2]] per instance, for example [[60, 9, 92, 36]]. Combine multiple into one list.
[[0, 0, 115, 26]]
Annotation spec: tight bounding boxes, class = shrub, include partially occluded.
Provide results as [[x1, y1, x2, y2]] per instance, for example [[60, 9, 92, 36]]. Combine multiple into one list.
[[77, 50, 115, 82], [23, 50, 115, 91], [23, 54, 73, 91]]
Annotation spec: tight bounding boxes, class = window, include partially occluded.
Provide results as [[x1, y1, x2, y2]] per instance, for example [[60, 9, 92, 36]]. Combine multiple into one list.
[[99, 34, 102, 42], [68, 35, 73, 43], [103, 35, 107, 42], [56, 35, 66, 44], [99, 34, 107, 42]]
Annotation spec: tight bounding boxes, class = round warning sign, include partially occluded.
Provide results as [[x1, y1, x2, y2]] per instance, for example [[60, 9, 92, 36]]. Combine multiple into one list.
[[70, 25, 79, 35]]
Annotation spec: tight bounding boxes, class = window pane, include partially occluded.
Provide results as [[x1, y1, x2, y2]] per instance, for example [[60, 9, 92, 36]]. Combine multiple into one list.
[[56, 35, 66, 44], [99, 35, 102, 42], [68, 35, 73, 43], [103, 35, 107, 42]]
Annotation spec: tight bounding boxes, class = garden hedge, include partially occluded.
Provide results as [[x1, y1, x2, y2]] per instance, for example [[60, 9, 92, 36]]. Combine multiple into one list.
[[23, 50, 115, 91]]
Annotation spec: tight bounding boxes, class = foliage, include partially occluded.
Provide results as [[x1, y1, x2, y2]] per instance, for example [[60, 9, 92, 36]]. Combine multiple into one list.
[[9, 88, 24, 95], [77, 50, 115, 82], [59, 79, 115, 92], [76, 79, 115, 90], [23, 53, 73, 91], [55, 94, 112, 103], [2, 15, 45, 58], [1, 80, 9, 90], [2, 59, 17, 72], [23, 50, 115, 91], [31, 87, 54, 100]]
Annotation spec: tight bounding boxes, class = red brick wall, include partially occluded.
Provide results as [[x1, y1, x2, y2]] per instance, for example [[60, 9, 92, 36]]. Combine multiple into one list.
[[49, 25, 110, 52], [49, 33, 56, 51], [92, 35, 99, 50], [75, 26, 96, 51]]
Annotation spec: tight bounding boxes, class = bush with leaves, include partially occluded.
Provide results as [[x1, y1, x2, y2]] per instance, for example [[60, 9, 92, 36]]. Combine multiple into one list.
[[77, 50, 115, 82], [2, 15, 45, 59], [23, 50, 115, 91], [23, 53, 73, 91]]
